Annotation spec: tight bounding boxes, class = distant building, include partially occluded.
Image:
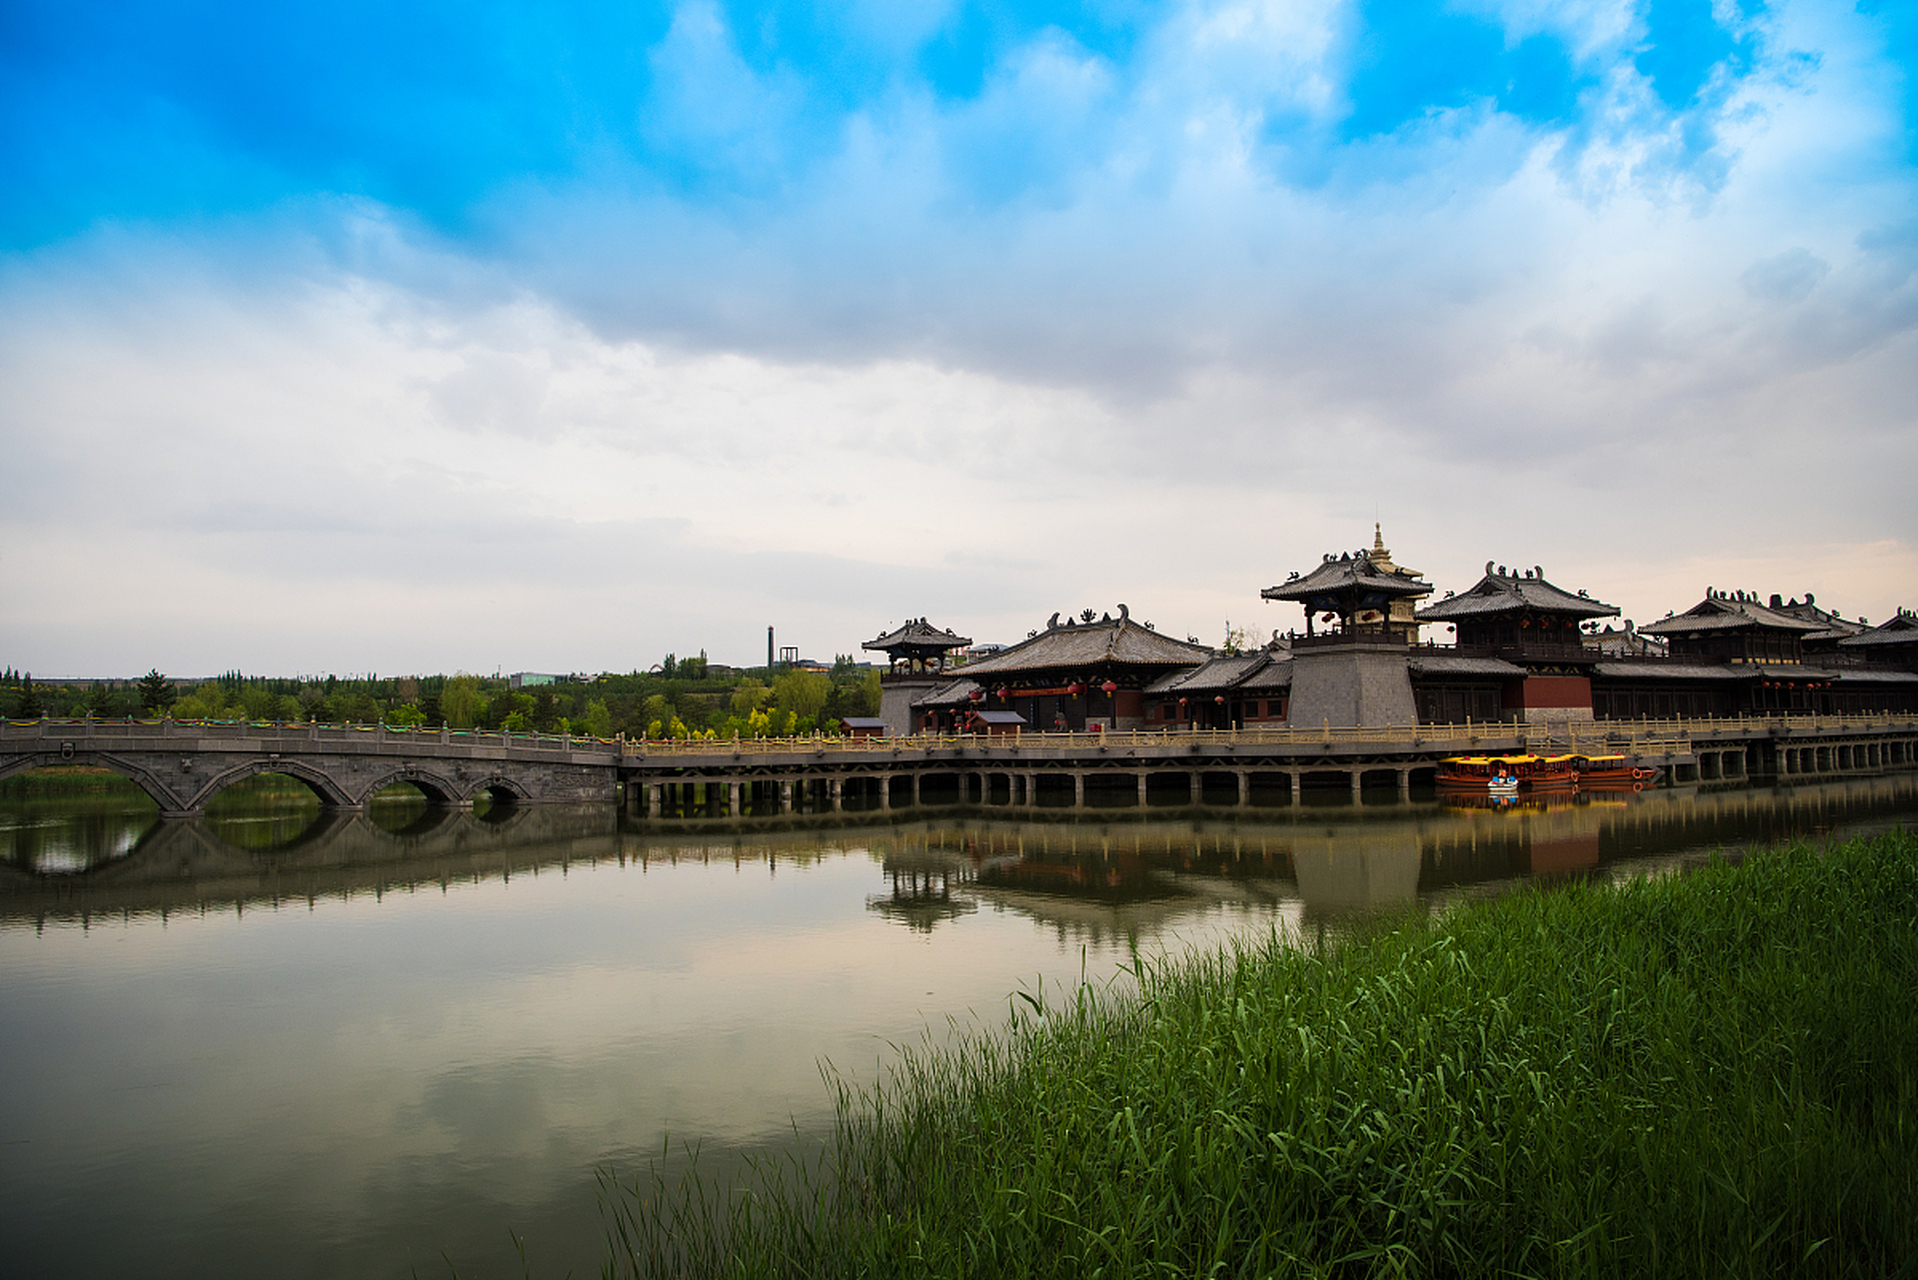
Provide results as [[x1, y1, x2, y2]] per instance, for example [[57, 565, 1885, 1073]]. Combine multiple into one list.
[[509, 672, 564, 689], [916, 606, 1210, 732]]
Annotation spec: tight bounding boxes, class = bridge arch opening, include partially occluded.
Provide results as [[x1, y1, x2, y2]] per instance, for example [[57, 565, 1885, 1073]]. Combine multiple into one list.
[[366, 771, 463, 835], [194, 761, 356, 814], [0, 765, 159, 875], [472, 781, 529, 821], [203, 771, 328, 850]]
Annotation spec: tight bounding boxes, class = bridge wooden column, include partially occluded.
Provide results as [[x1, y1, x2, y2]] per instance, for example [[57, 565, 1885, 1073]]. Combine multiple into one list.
[[1073, 773, 1086, 808], [1137, 774, 1148, 807], [1237, 771, 1250, 807]]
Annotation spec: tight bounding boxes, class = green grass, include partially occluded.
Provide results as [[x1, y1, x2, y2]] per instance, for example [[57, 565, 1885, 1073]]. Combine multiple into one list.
[[603, 831, 1918, 1279]]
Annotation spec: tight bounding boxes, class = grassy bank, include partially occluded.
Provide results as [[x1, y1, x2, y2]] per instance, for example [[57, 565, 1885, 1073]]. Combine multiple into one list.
[[606, 831, 1918, 1279]]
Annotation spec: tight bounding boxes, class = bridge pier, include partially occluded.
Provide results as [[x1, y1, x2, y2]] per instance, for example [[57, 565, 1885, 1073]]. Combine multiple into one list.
[[1238, 771, 1250, 807], [1073, 773, 1086, 808], [1291, 772, 1303, 802], [728, 782, 741, 817], [830, 778, 843, 812], [1397, 768, 1411, 797]]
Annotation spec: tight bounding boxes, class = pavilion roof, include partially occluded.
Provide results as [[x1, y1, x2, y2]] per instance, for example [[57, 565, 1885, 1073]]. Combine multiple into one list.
[[1262, 549, 1432, 606], [1637, 590, 1826, 636], [862, 617, 972, 653], [959, 610, 1212, 678], [1417, 564, 1618, 621]]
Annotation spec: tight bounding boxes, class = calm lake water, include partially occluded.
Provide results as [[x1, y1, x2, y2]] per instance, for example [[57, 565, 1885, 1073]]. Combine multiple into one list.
[[3, 772, 1916, 1279]]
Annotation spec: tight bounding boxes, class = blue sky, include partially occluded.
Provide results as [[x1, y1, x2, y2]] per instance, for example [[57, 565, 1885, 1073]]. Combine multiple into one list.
[[2, 0, 1914, 675]]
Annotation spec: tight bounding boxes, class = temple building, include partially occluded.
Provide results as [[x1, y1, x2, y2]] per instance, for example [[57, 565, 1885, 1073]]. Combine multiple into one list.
[[1143, 647, 1292, 730], [1840, 608, 1918, 667], [1261, 532, 1433, 643], [864, 618, 972, 736], [917, 606, 1211, 733], [1261, 540, 1435, 727], [1600, 590, 1918, 717], [1769, 592, 1866, 659], [1414, 563, 1621, 724], [862, 533, 1918, 735]]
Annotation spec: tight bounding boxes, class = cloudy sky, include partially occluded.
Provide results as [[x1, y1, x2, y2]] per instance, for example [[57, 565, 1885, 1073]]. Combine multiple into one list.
[[2, 0, 1914, 678]]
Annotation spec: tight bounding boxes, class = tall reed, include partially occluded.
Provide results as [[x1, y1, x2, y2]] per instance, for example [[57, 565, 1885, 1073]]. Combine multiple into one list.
[[604, 831, 1918, 1279]]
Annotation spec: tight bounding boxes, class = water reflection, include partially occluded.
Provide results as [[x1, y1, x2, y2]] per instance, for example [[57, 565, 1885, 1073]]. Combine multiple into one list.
[[5, 774, 1916, 931], [1, 774, 1913, 1280]]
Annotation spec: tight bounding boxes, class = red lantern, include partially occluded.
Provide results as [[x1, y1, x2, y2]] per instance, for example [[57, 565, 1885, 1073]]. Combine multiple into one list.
[[1067, 682, 1085, 696], [1214, 695, 1226, 705], [969, 689, 984, 702], [1100, 680, 1118, 695], [1178, 696, 1187, 705]]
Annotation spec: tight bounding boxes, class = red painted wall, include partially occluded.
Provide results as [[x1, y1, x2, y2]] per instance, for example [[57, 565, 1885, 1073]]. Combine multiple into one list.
[[1502, 676, 1594, 710]]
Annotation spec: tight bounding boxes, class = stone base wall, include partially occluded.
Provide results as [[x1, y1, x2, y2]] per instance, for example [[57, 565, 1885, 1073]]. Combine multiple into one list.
[[1286, 644, 1417, 729]]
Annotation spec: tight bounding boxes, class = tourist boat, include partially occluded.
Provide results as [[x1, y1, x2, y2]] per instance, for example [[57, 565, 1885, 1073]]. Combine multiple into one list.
[[1569, 753, 1660, 790], [1437, 754, 1577, 791]]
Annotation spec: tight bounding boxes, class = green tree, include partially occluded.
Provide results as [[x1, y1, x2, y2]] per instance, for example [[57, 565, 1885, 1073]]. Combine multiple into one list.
[[138, 668, 174, 716], [730, 678, 770, 718], [578, 699, 613, 738], [441, 674, 484, 729], [531, 688, 560, 732], [639, 694, 671, 737], [772, 670, 830, 724]]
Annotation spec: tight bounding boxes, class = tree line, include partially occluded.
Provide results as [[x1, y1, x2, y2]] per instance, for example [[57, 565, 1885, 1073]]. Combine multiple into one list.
[[0, 658, 884, 740]]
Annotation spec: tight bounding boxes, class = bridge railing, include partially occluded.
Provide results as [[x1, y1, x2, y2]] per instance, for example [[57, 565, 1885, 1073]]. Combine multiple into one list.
[[6, 710, 1913, 760], [623, 721, 1698, 758]]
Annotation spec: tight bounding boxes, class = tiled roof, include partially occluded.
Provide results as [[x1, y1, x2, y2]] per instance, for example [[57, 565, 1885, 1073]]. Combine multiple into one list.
[[1591, 663, 1743, 681], [1638, 591, 1826, 636], [1417, 565, 1618, 621], [1835, 669, 1918, 684], [1143, 653, 1269, 695], [863, 618, 972, 652], [1262, 549, 1431, 605], [1839, 610, 1918, 648], [1407, 655, 1526, 677], [911, 677, 982, 708], [1771, 594, 1867, 639], [959, 611, 1212, 677], [1236, 656, 1295, 691]]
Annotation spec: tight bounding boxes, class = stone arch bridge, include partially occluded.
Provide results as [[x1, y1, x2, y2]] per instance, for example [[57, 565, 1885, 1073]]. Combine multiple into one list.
[[0, 720, 619, 816]]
